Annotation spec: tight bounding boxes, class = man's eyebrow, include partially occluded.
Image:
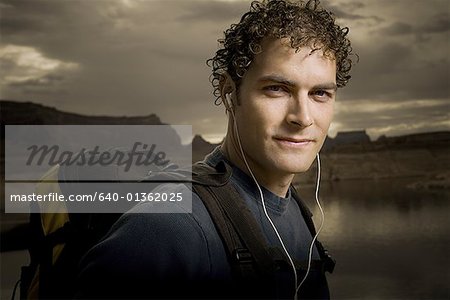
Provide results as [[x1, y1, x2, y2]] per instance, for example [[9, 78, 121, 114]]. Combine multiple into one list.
[[258, 75, 296, 87], [312, 83, 338, 91], [259, 75, 337, 91]]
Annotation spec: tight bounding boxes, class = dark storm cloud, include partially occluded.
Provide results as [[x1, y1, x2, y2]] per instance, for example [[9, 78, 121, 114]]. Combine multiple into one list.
[[177, 0, 250, 22], [324, 1, 383, 22], [0, 0, 113, 64], [378, 22, 413, 35], [422, 13, 450, 34], [379, 13, 450, 36], [339, 1, 365, 11], [332, 8, 382, 22], [338, 0, 450, 103], [0, 0, 78, 35], [340, 39, 449, 101], [0, 15, 46, 35]]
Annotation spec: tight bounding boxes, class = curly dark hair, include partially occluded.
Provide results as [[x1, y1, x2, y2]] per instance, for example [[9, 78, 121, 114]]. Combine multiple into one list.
[[207, 0, 355, 105]]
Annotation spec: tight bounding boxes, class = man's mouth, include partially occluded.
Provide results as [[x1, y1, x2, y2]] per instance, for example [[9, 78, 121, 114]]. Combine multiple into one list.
[[273, 136, 316, 147]]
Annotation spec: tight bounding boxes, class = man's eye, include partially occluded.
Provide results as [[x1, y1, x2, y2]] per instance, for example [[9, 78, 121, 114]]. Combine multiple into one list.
[[265, 85, 283, 92], [310, 90, 334, 102], [263, 85, 289, 96], [314, 90, 327, 97]]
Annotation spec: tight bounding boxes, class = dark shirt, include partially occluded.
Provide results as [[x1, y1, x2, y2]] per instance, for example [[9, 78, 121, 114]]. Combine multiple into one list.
[[75, 148, 329, 299]]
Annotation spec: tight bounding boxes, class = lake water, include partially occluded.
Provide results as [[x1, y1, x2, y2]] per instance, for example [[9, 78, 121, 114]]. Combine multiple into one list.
[[1, 178, 449, 299], [298, 178, 450, 299]]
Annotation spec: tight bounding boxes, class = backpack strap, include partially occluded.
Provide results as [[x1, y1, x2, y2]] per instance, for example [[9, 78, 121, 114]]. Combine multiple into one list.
[[191, 162, 276, 296], [290, 186, 336, 273]]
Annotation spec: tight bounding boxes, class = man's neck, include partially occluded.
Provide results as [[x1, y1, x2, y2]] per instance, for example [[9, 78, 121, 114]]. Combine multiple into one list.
[[220, 137, 294, 198]]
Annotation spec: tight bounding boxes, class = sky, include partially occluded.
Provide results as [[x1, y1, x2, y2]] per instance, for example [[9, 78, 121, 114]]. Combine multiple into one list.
[[0, 0, 449, 143]]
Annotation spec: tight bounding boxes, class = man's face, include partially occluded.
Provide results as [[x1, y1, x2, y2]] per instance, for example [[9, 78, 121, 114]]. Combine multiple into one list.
[[233, 38, 336, 176]]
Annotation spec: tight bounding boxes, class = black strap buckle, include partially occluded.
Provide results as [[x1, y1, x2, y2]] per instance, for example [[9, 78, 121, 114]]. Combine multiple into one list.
[[323, 249, 336, 273], [233, 248, 253, 264]]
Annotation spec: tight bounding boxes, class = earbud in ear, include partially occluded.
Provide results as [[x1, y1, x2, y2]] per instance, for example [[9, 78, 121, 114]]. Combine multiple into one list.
[[224, 93, 234, 112], [225, 93, 232, 104]]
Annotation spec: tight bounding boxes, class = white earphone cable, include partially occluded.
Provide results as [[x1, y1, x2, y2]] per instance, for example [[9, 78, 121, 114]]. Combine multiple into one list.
[[295, 153, 324, 296], [228, 94, 324, 300]]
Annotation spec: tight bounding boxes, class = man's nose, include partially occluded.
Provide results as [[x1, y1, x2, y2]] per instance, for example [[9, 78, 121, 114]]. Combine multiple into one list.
[[286, 93, 313, 128]]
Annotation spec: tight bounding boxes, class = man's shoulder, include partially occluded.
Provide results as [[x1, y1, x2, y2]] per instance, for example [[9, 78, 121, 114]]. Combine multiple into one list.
[[118, 182, 219, 238]]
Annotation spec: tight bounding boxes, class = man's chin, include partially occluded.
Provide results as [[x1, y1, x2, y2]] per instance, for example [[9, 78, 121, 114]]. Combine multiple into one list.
[[271, 149, 319, 173], [276, 160, 316, 175]]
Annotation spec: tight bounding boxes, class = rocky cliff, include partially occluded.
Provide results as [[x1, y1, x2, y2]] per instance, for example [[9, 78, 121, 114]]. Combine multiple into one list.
[[0, 100, 162, 125], [296, 131, 450, 187]]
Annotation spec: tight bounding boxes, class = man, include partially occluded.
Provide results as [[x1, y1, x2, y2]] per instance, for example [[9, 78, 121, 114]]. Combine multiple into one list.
[[76, 0, 354, 298]]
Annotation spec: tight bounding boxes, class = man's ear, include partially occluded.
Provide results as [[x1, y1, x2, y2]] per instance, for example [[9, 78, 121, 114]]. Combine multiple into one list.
[[219, 73, 238, 111]]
